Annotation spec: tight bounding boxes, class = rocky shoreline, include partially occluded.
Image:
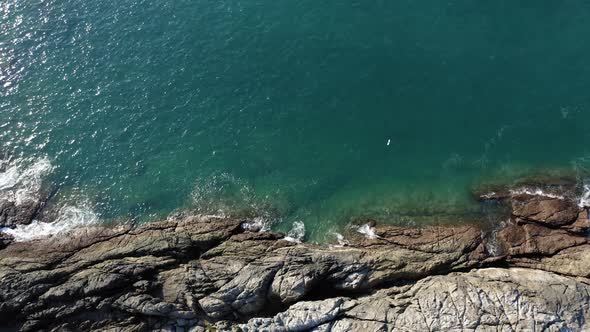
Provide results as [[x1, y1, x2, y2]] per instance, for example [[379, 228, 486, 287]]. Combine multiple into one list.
[[1, 179, 590, 331]]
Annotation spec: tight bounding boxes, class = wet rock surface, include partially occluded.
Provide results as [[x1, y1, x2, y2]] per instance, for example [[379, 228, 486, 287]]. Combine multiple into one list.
[[0, 158, 56, 228], [511, 193, 579, 226], [0, 187, 589, 331], [0, 198, 42, 228]]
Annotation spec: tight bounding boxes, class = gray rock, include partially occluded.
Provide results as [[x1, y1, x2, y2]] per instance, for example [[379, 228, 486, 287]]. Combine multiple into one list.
[[240, 268, 590, 332], [0, 232, 13, 248], [237, 298, 349, 332], [0, 198, 41, 227], [199, 258, 283, 318]]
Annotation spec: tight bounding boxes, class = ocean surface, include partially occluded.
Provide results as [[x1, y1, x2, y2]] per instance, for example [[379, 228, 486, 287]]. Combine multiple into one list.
[[2, 0, 590, 242]]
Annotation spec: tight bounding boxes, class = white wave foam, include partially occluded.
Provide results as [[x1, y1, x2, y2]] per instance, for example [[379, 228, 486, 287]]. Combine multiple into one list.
[[509, 188, 565, 200], [579, 185, 590, 208], [0, 157, 53, 205], [330, 232, 350, 247], [480, 192, 498, 199], [0, 205, 98, 242], [0, 165, 20, 190], [284, 221, 305, 243], [357, 224, 380, 239], [241, 216, 273, 232]]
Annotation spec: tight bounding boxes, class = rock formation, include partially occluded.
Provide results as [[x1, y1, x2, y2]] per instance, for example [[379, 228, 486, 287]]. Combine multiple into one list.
[[0, 184, 589, 331]]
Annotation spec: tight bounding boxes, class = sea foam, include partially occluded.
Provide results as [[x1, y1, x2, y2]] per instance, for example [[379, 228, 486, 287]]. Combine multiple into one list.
[[284, 221, 305, 243], [357, 224, 380, 239], [0, 157, 100, 242], [241, 216, 273, 232], [580, 185, 590, 208], [330, 232, 350, 247], [0, 157, 53, 205], [1, 205, 98, 242], [509, 188, 565, 200]]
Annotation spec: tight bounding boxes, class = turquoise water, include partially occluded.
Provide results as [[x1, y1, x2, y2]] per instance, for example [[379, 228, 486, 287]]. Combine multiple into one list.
[[2, 1, 590, 241]]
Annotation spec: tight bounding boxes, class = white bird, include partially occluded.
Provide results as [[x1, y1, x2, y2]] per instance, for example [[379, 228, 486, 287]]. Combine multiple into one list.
[[387, 139, 391, 146]]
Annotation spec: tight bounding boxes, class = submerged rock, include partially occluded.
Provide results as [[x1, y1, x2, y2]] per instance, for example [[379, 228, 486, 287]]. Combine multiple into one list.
[[0, 188, 589, 331]]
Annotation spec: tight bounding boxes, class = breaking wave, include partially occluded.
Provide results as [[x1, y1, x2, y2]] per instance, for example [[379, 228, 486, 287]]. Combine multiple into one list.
[[357, 224, 380, 239], [0, 157, 53, 205], [1, 205, 99, 242], [241, 216, 273, 232], [0, 157, 100, 241], [284, 221, 305, 243]]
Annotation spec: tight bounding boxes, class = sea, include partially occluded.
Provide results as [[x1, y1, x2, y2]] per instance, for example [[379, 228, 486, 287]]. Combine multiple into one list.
[[2, 0, 590, 242]]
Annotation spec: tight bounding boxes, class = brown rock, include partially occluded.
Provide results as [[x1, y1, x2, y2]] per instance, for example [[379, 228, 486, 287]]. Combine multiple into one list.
[[369, 224, 483, 255], [498, 222, 587, 256], [512, 194, 579, 226], [564, 209, 590, 233]]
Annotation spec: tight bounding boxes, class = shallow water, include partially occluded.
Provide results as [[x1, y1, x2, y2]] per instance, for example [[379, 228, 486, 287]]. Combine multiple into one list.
[[2, 1, 590, 241]]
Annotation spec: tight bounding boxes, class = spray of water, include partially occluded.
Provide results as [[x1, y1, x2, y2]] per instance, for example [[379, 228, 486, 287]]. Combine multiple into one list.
[[284, 221, 305, 243], [357, 224, 380, 239], [1, 205, 99, 241], [0, 157, 53, 204], [0, 157, 102, 241], [573, 156, 590, 208]]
